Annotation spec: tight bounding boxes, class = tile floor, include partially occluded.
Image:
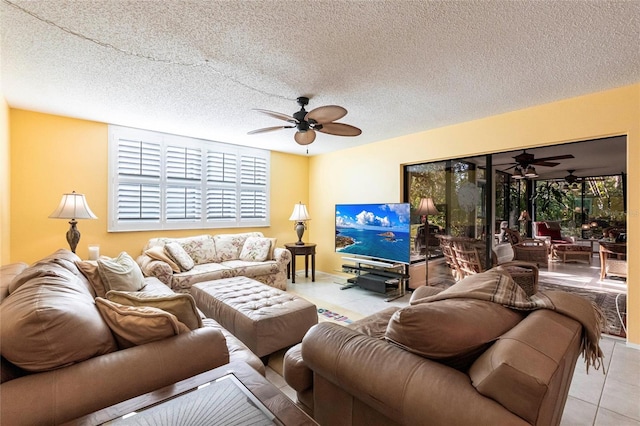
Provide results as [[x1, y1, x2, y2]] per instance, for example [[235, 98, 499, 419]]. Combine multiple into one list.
[[265, 258, 638, 425]]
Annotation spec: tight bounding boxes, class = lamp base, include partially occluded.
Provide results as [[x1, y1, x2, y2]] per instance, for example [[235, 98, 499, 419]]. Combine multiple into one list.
[[295, 222, 306, 245], [66, 219, 80, 253]]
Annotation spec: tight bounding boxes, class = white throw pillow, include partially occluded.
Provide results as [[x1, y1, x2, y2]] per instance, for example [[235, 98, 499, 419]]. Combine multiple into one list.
[[239, 237, 272, 262], [97, 252, 146, 292]]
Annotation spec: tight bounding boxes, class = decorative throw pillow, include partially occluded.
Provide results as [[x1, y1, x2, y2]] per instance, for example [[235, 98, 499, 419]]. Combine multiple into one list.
[[97, 252, 146, 292], [385, 299, 524, 370], [164, 242, 195, 272], [267, 237, 277, 260], [76, 260, 109, 298], [239, 237, 272, 262], [144, 246, 181, 273], [95, 298, 190, 349], [178, 235, 217, 264], [106, 290, 203, 330]]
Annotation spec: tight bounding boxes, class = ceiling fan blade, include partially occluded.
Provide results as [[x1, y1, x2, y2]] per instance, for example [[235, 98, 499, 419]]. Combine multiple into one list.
[[532, 154, 575, 163], [247, 125, 294, 135], [252, 109, 297, 123], [532, 161, 560, 167], [294, 130, 316, 145], [316, 122, 362, 137], [306, 105, 347, 123]]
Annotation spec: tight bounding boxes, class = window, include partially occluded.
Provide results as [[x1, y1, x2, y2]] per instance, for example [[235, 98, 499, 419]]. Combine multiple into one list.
[[108, 125, 270, 231]]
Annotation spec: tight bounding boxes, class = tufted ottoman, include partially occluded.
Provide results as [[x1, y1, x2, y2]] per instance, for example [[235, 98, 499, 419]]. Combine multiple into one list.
[[191, 276, 318, 358]]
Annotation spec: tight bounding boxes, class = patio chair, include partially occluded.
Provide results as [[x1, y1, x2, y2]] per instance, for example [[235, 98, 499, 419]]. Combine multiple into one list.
[[599, 242, 627, 280], [500, 227, 549, 267], [450, 238, 539, 296]]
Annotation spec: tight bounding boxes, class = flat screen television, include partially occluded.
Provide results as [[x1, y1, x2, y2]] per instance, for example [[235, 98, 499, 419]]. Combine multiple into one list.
[[335, 202, 411, 264]]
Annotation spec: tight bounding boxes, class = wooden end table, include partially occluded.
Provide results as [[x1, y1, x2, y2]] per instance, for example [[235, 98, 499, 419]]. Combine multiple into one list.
[[285, 243, 316, 283], [66, 361, 317, 425]]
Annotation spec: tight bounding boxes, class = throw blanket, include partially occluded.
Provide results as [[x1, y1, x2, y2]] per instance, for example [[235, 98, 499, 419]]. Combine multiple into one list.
[[414, 270, 605, 372]]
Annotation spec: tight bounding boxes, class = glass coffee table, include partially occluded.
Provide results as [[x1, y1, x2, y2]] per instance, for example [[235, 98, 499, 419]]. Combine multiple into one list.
[[67, 361, 317, 426]]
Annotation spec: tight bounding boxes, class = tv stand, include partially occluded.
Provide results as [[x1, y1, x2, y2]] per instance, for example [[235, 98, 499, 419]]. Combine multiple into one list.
[[341, 257, 409, 302]]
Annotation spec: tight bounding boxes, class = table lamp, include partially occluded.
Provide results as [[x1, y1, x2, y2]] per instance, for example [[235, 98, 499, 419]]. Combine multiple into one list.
[[289, 202, 311, 245], [49, 191, 97, 253], [416, 197, 439, 285], [518, 210, 531, 237]]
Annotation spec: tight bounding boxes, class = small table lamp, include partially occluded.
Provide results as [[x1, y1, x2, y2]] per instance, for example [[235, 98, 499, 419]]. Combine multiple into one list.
[[49, 191, 97, 253], [289, 202, 311, 245]]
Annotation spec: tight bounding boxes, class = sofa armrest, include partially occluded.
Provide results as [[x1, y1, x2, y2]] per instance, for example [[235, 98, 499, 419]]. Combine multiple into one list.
[[273, 247, 291, 266], [0, 327, 229, 426], [302, 323, 527, 426], [283, 343, 312, 392], [136, 254, 173, 286]]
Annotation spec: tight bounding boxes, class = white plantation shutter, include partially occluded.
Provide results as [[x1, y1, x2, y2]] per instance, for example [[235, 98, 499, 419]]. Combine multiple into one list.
[[115, 138, 162, 223], [207, 152, 237, 183], [108, 125, 269, 231], [206, 189, 237, 219]]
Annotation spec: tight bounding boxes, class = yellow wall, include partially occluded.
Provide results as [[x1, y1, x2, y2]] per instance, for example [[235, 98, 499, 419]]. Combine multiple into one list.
[[1, 97, 10, 264], [9, 109, 309, 263], [309, 83, 639, 344]]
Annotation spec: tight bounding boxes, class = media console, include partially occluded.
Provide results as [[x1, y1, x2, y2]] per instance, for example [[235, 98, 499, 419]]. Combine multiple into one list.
[[341, 256, 409, 302]]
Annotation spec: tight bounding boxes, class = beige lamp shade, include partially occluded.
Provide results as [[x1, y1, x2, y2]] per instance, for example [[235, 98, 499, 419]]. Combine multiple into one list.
[[416, 198, 439, 216], [49, 192, 98, 220], [289, 202, 311, 222]]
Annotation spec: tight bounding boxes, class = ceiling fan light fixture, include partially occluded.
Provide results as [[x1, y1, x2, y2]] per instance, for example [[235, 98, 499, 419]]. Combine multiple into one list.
[[512, 167, 525, 179], [524, 165, 538, 177]]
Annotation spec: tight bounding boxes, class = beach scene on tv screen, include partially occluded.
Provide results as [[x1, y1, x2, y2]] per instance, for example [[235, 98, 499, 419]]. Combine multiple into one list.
[[335, 203, 411, 264]]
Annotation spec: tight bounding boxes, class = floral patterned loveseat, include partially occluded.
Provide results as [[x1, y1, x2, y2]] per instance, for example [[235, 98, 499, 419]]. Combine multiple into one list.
[[136, 233, 291, 292]]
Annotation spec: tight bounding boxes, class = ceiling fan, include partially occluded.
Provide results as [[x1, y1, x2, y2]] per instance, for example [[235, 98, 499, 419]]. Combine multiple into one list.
[[247, 96, 362, 145], [496, 149, 575, 178]]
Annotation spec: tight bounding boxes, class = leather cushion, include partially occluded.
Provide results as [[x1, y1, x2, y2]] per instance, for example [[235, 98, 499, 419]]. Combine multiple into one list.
[[96, 298, 190, 349], [0, 264, 117, 371], [0, 263, 28, 303], [385, 299, 524, 370], [106, 290, 203, 330], [469, 309, 582, 424]]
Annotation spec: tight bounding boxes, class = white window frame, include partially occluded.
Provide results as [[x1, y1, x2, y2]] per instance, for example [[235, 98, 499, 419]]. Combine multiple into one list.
[[108, 125, 270, 232]]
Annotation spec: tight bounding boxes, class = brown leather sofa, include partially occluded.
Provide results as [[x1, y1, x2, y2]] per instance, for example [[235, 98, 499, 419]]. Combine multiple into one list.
[[0, 250, 263, 425], [284, 284, 586, 426]]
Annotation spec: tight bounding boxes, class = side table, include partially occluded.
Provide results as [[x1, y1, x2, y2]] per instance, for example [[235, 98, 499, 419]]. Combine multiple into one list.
[[285, 243, 316, 283]]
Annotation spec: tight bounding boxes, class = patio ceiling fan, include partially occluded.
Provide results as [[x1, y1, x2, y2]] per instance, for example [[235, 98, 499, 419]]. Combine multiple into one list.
[[248, 96, 362, 145], [496, 149, 575, 179]]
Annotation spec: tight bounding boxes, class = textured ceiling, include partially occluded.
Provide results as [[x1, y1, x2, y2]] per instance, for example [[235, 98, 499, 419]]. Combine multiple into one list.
[[1, 0, 639, 163]]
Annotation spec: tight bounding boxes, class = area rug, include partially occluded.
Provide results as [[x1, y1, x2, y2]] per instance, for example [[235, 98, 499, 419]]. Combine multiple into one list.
[[267, 295, 366, 376], [537, 281, 627, 338]]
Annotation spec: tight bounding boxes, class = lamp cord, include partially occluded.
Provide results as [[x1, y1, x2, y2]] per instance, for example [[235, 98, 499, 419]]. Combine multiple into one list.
[[615, 292, 627, 335]]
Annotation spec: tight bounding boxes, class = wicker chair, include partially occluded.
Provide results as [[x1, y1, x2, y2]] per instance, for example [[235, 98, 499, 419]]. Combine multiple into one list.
[[450, 238, 539, 296], [502, 228, 549, 267], [599, 242, 627, 280]]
